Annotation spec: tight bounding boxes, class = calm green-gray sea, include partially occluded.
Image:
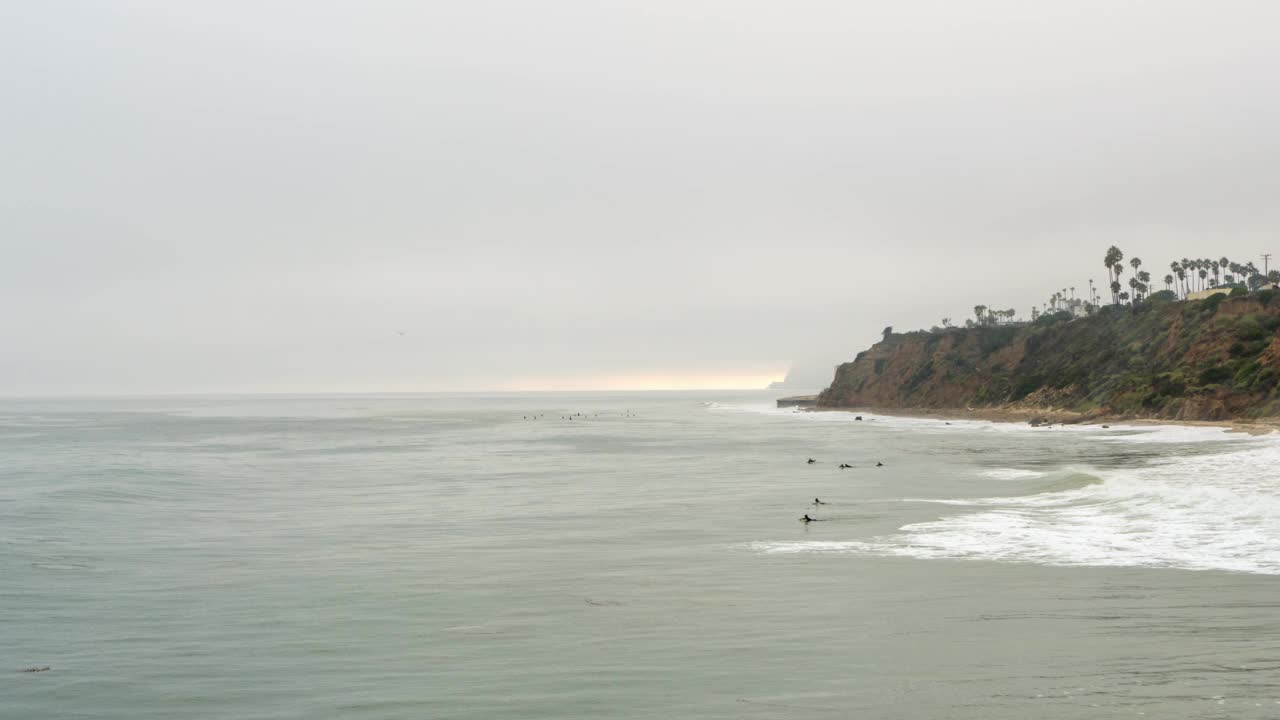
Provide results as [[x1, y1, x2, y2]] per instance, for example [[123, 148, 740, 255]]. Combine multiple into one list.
[[5, 391, 1280, 718]]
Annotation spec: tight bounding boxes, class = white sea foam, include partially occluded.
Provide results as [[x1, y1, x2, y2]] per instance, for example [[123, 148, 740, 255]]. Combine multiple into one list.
[[1099, 424, 1245, 444], [982, 468, 1047, 480], [709, 401, 1258, 445], [707, 402, 1023, 433], [753, 433, 1280, 575]]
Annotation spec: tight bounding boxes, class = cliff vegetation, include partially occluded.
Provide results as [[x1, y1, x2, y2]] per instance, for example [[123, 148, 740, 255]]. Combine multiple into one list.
[[818, 290, 1280, 421]]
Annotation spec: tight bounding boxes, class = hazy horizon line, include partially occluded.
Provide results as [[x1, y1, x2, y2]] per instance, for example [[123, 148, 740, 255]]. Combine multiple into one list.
[[0, 386, 823, 400]]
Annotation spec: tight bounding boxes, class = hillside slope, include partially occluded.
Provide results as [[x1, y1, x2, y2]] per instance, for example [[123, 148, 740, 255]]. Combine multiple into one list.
[[818, 292, 1280, 421]]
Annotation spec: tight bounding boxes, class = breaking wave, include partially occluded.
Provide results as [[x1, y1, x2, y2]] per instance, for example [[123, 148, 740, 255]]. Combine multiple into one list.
[[739, 403, 1280, 574], [706, 401, 1248, 443], [982, 468, 1047, 480]]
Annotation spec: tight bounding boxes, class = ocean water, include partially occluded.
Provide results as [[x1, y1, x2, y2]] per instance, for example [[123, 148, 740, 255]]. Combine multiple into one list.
[[5, 391, 1280, 718]]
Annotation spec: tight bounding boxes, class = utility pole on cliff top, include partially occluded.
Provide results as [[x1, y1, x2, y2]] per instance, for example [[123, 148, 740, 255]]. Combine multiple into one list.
[[1263, 253, 1273, 276]]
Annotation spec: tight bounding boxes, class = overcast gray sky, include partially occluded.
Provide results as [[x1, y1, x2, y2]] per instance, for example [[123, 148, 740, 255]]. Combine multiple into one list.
[[3, 1, 1279, 394]]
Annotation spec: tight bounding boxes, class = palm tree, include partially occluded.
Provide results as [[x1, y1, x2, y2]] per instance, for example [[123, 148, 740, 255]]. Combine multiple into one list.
[[1164, 274, 1174, 292], [1104, 246, 1123, 303], [1138, 270, 1151, 300], [1246, 262, 1262, 289], [1198, 266, 1208, 291], [1110, 280, 1122, 304], [974, 305, 987, 325]]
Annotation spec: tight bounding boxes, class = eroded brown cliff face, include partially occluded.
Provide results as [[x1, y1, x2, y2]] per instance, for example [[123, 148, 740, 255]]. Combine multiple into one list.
[[817, 294, 1280, 421]]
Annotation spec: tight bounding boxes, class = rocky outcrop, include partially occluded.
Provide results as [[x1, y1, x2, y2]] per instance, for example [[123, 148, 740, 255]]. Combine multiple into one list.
[[818, 292, 1280, 420], [776, 395, 818, 408]]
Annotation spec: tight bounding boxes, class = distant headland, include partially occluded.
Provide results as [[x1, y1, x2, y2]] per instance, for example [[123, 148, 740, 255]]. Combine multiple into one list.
[[807, 247, 1280, 424]]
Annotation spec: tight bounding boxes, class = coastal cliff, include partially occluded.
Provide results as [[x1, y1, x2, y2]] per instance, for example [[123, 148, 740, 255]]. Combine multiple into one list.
[[818, 291, 1280, 421]]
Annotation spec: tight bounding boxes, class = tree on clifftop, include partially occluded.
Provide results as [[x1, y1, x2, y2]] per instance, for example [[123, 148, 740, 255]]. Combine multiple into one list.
[[1104, 246, 1124, 303]]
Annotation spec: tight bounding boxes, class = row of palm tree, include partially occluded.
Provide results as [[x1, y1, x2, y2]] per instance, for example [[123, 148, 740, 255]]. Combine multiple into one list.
[[1164, 256, 1274, 298], [1032, 286, 1094, 321], [1103, 247, 1161, 304], [937, 247, 1276, 332], [1105, 247, 1278, 304], [968, 305, 1017, 327]]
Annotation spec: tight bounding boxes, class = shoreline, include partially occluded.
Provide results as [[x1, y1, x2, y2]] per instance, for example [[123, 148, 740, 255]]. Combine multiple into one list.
[[803, 404, 1279, 436]]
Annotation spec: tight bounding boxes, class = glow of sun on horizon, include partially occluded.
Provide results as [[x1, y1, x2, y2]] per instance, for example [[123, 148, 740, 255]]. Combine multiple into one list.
[[500, 371, 786, 392]]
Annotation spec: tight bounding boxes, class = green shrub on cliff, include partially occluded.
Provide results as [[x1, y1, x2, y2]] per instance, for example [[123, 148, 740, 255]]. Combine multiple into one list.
[[1033, 310, 1073, 327]]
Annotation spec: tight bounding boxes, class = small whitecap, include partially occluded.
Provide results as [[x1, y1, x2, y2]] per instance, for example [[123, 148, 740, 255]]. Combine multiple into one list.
[[982, 468, 1047, 480]]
